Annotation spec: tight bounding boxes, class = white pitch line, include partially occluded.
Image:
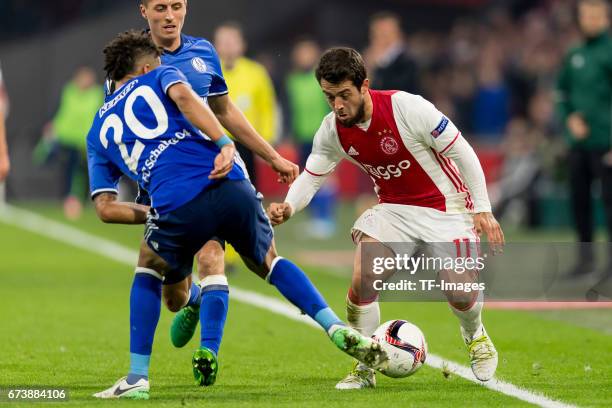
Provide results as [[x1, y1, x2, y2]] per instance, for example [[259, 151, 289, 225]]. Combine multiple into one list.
[[0, 205, 578, 408]]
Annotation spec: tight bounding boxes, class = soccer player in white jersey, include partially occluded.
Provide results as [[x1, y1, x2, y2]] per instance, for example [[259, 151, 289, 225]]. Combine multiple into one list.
[[268, 48, 504, 388]]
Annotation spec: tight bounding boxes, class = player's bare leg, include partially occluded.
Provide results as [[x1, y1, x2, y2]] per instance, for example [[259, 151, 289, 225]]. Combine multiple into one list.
[[170, 240, 226, 348], [440, 267, 497, 381], [337, 233, 395, 390]]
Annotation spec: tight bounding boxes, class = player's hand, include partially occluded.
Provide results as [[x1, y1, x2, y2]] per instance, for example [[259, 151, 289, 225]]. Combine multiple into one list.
[[267, 202, 293, 226], [269, 156, 299, 184], [473, 212, 505, 255], [0, 154, 10, 182], [567, 113, 589, 141], [209, 144, 236, 179]]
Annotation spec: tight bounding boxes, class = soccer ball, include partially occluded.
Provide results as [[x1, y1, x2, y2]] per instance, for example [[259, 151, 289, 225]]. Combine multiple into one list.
[[372, 320, 427, 378]]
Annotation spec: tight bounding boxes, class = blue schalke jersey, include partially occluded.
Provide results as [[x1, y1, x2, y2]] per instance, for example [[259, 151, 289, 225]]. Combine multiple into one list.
[[87, 65, 245, 214], [161, 34, 228, 101]]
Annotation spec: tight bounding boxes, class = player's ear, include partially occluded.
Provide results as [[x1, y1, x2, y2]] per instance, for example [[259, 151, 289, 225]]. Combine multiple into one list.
[[361, 78, 370, 95], [139, 3, 147, 19], [143, 57, 161, 74]]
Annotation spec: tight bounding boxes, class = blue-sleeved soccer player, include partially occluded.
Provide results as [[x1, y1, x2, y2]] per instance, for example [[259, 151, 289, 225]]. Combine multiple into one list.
[[133, 0, 294, 357], [89, 31, 387, 399], [99, 0, 298, 399]]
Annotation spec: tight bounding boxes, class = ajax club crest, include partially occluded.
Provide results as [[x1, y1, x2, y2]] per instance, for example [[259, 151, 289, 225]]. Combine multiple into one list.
[[379, 129, 399, 155]]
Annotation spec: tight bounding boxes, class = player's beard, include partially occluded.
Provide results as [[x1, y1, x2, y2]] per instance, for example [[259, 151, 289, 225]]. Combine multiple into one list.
[[340, 98, 366, 127]]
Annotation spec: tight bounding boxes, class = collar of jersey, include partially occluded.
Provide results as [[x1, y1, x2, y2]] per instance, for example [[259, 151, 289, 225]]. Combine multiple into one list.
[[105, 68, 159, 100], [162, 33, 187, 55]]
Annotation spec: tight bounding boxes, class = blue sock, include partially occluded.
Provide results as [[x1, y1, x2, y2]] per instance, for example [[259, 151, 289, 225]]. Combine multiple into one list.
[[126, 361, 149, 385], [268, 258, 343, 331], [186, 282, 202, 308], [199, 276, 229, 355], [128, 269, 162, 381]]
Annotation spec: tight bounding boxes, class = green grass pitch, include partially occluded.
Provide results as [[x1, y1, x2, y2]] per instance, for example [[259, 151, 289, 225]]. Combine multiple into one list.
[[0, 203, 610, 407]]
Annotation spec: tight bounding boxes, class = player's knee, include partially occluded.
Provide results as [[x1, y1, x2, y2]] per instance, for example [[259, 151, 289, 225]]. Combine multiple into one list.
[[197, 242, 225, 276]]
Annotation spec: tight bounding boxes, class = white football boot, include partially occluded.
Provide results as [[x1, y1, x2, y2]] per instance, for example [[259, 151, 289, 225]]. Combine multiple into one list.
[[462, 325, 498, 381], [93, 376, 149, 400], [335, 362, 376, 390]]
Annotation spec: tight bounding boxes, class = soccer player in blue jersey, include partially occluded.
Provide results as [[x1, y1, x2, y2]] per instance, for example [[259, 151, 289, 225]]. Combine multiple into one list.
[[134, 0, 290, 353], [97, 0, 299, 399], [90, 31, 387, 399]]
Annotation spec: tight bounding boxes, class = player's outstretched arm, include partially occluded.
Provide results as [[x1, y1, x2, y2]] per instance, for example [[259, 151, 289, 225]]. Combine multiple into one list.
[[208, 94, 298, 184], [270, 117, 343, 224], [0, 110, 9, 182], [93, 192, 150, 225], [266, 164, 331, 226], [266, 173, 326, 226]]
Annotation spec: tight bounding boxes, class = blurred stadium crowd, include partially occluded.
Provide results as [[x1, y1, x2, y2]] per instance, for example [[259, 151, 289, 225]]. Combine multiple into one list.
[[0, 0, 609, 231], [397, 1, 580, 227], [0, 0, 110, 42]]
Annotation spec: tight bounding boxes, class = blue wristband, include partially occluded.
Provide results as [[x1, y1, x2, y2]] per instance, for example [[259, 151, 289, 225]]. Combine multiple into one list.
[[215, 134, 233, 148]]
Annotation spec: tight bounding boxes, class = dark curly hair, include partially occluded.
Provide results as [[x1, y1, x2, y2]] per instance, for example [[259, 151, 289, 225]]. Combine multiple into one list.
[[103, 30, 161, 81], [315, 47, 367, 89]]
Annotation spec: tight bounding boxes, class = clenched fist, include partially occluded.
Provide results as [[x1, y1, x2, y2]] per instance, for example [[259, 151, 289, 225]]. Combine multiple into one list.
[[266, 202, 293, 226]]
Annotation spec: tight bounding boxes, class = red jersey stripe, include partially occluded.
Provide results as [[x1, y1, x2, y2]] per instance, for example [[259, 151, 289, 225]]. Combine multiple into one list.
[[433, 149, 473, 211], [440, 154, 474, 210], [305, 168, 326, 177], [439, 132, 461, 154]]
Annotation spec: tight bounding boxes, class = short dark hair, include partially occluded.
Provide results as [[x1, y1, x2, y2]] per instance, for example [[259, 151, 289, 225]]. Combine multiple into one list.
[[315, 47, 367, 88], [103, 30, 161, 81]]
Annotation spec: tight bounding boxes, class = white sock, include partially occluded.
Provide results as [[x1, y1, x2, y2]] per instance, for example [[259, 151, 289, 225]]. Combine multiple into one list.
[[449, 291, 483, 340], [200, 274, 229, 288], [346, 296, 380, 337], [346, 296, 380, 372]]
